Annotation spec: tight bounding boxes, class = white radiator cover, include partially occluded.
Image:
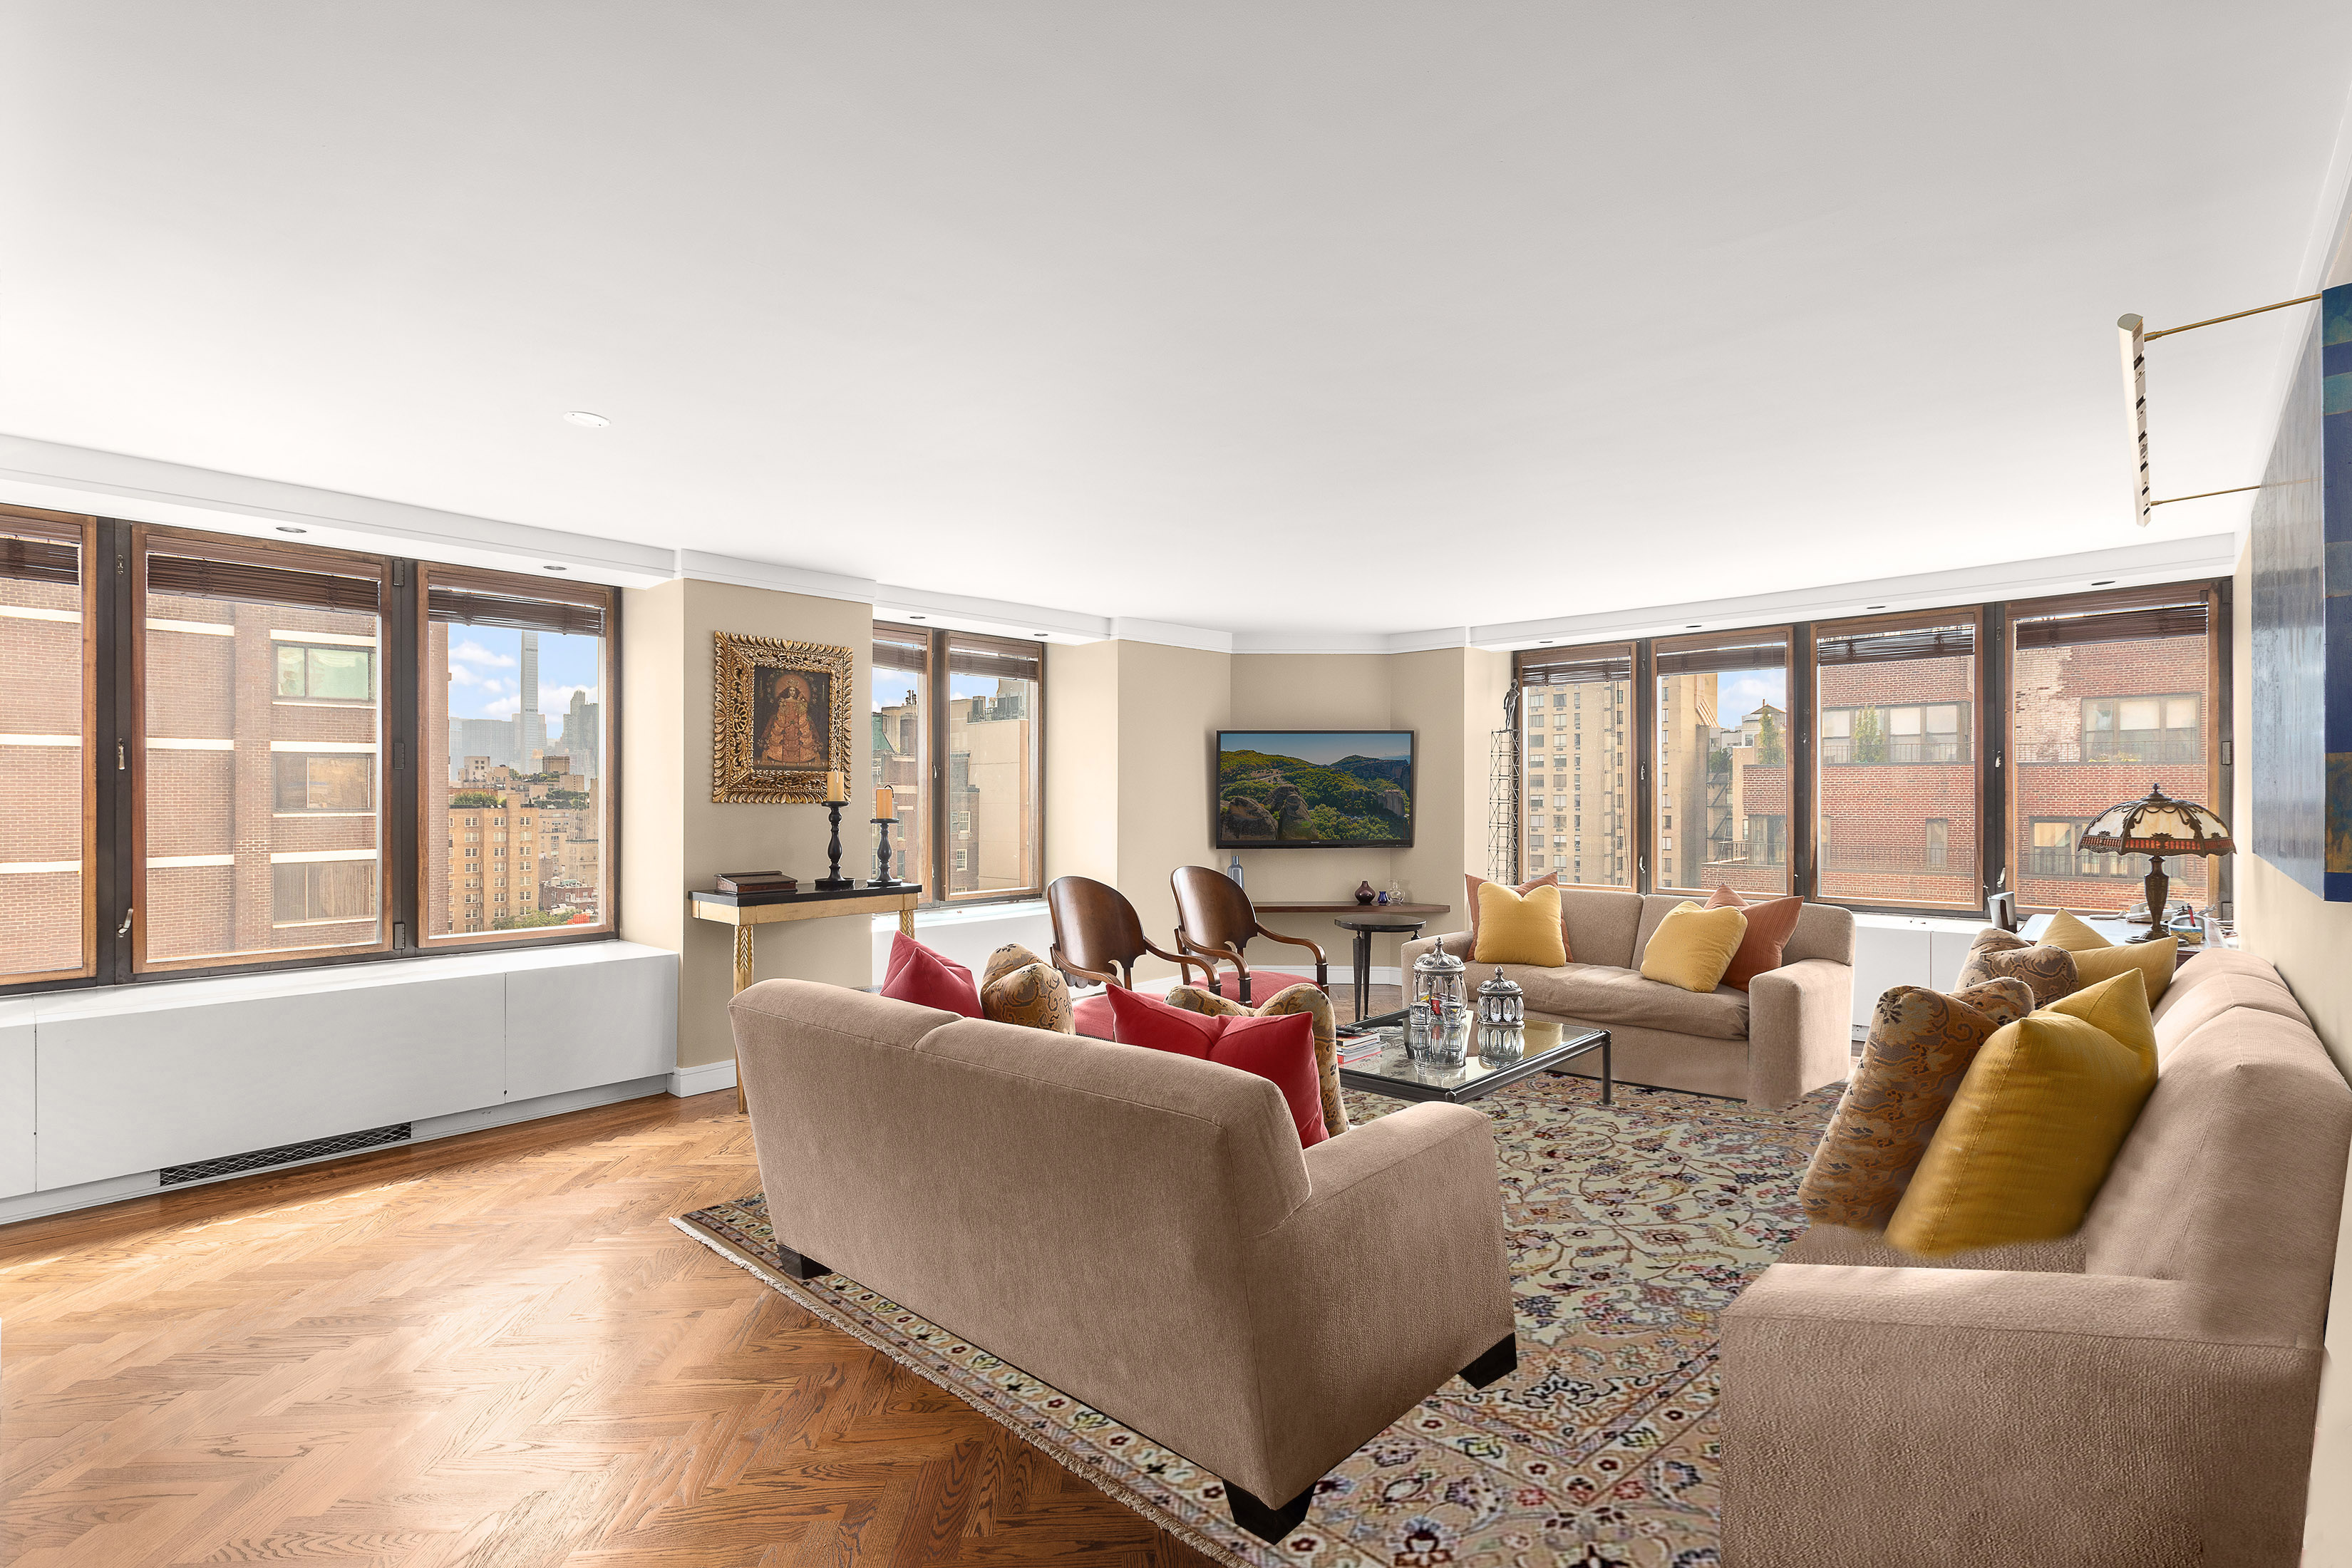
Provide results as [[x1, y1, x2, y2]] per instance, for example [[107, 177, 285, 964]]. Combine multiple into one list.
[[0, 941, 677, 1206]]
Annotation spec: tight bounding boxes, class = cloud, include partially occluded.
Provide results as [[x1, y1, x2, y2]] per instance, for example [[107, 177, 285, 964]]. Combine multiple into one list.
[[452, 640, 515, 668], [541, 684, 596, 711], [448, 664, 482, 687], [484, 693, 520, 718]]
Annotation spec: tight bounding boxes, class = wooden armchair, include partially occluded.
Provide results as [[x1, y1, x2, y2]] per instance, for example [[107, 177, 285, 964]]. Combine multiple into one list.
[[1169, 865, 1329, 1006], [1047, 875, 1213, 988]]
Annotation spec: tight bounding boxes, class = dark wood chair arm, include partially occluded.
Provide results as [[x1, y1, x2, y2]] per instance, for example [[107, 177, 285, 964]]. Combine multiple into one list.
[[1142, 938, 1214, 985], [1252, 924, 1326, 964], [1051, 944, 1124, 990]]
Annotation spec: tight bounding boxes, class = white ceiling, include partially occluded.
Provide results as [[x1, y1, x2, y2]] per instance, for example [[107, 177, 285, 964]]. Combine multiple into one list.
[[4, 5, 2349, 636]]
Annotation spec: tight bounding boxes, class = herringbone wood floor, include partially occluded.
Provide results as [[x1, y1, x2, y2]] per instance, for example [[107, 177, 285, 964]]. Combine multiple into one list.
[[0, 1089, 1222, 1568]]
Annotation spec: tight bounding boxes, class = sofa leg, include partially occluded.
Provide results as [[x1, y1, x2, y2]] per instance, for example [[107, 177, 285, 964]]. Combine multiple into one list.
[[777, 1244, 828, 1281], [1224, 1480, 1314, 1542], [1460, 1331, 1517, 1389]]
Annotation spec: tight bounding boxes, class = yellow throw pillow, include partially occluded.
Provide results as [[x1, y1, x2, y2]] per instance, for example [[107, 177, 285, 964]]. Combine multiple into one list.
[[1884, 969, 2157, 1257], [1637, 900, 1748, 994], [2035, 910, 2176, 1001], [1472, 881, 1568, 967]]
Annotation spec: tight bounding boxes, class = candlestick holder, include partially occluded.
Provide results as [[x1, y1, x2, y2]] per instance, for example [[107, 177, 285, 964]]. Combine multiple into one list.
[[815, 801, 852, 889], [871, 816, 899, 887]]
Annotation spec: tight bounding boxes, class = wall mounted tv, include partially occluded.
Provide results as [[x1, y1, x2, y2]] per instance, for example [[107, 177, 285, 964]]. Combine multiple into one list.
[[1214, 731, 1416, 849]]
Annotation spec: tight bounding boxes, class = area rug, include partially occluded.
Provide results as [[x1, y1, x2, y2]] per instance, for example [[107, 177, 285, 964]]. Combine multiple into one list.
[[676, 1073, 1840, 1567]]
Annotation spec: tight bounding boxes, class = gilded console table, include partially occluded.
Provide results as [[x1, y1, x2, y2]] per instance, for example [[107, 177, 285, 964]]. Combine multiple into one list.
[[688, 882, 924, 1109]]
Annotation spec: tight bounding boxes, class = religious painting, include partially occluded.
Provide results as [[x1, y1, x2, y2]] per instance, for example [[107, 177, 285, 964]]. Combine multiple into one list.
[[712, 631, 852, 803]]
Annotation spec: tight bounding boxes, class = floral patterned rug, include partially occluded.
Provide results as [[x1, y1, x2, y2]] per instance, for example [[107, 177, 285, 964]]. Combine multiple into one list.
[[676, 1073, 1840, 1568]]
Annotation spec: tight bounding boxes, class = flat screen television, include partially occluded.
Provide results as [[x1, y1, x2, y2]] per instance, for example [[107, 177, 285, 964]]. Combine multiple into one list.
[[1214, 731, 1416, 849]]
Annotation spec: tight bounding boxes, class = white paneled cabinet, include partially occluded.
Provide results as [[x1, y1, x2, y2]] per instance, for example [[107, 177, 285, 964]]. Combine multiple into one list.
[[1848, 915, 1988, 1028], [6, 942, 677, 1203]]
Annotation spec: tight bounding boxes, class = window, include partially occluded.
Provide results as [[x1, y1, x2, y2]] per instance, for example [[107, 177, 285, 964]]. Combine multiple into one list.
[[138, 530, 388, 969], [421, 566, 612, 942], [872, 623, 1045, 904], [272, 860, 376, 925], [0, 508, 94, 985], [274, 641, 374, 701], [2011, 589, 2217, 914], [1654, 630, 1790, 895], [1515, 644, 1632, 887], [1815, 615, 1979, 908]]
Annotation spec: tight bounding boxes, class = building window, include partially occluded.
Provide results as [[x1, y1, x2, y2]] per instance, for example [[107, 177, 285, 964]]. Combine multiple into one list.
[[421, 566, 612, 942], [873, 623, 1045, 904], [2013, 589, 2217, 915], [272, 752, 376, 813], [1815, 615, 1980, 909], [273, 641, 375, 702], [272, 860, 376, 926]]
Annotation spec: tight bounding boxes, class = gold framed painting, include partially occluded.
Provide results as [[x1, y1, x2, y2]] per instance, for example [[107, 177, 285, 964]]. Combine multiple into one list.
[[712, 631, 853, 803]]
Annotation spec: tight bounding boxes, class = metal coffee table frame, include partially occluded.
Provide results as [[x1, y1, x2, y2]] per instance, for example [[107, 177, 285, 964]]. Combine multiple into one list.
[[1336, 1011, 1611, 1105]]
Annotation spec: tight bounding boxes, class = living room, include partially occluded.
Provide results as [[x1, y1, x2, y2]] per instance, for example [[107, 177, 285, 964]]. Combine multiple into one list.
[[4, 7, 2352, 1566]]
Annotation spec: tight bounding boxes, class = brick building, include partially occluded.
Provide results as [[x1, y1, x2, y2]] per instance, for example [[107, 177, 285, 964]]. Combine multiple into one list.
[[0, 532, 88, 978]]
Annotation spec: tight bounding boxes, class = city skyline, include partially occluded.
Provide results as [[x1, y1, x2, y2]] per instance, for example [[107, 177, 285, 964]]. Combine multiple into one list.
[[444, 626, 599, 733]]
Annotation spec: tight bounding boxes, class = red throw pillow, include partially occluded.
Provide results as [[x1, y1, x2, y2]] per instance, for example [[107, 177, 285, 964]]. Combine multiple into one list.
[[878, 931, 983, 1017], [1704, 886, 1804, 991], [1465, 871, 1572, 960], [1105, 985, 1328, 1147]]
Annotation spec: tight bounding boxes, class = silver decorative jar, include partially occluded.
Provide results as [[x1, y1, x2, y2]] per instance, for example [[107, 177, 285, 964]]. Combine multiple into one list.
[[1410, 941, 1468, 1061], [1477, 969, 1524, 1028], [1478, 1023, 1525, 1066]]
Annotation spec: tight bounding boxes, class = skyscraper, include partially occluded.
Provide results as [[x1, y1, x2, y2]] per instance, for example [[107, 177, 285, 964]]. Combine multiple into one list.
[[516, 631, 545, 768]]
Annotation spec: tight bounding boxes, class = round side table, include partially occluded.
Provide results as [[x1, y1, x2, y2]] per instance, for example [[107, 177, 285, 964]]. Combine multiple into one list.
[[1334, 913, 1428, 1021]]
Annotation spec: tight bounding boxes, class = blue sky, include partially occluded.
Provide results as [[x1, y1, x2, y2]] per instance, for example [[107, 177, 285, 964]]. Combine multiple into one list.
[[445, 628, 600, 742], [1716, 670, 1787, 726], [1225, 731, 1410, 765]]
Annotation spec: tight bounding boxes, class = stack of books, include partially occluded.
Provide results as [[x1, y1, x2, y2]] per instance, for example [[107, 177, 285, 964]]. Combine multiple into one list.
[[1336, 1030, 1395, 1066], [713, 871, 799, 904]]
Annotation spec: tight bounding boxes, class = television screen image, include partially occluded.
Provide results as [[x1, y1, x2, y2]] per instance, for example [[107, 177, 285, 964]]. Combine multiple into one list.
[[1215, 731, 1415, 848]]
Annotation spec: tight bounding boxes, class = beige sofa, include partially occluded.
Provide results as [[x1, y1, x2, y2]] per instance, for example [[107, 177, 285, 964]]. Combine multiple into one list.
[[1720, 949, 2352, 1566], [728, 980, 1520, 1542], [1403, 890, 1855, 1105]]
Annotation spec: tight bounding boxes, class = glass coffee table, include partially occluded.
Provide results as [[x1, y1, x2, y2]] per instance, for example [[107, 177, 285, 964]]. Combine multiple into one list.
[[1337, 1013, 1611, 1105]]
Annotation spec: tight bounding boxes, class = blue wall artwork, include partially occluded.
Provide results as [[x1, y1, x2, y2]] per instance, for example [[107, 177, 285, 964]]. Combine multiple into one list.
[[2252, 282, 2352, 901]]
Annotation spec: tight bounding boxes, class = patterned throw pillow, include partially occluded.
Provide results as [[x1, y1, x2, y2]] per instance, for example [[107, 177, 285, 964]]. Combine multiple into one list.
[[1798, 978, 2036, 1230], [1166, 982, 1350, 1138], [979, 943, 1075, 1034], [1954, 929, 2078, 1007]]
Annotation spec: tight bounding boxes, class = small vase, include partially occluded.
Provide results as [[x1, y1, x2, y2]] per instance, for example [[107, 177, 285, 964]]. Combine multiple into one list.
[[1354, 880, 1376, 905]]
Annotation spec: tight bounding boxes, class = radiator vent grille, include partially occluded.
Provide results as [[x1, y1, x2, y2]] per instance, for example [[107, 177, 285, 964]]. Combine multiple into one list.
[[160, 1123, 413, 1187]]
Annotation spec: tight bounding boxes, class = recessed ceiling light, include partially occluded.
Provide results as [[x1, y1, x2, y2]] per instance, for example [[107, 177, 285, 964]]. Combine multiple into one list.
[[275, 525, 307, 535], [542, 564, 567, 572], [908, 614, 927, 620], [564, 411, 609, 428], [1865, 603, 1887, 610], [1538, 640, 1555, 646], [1686, 624, 1702, 629], [2091, 579, 2116, 587], [1032, 631, 1048, 639]]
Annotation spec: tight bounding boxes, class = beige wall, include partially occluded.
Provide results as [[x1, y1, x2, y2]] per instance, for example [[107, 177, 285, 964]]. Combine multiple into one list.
[[1043, 643, 1505, 983], [621, 579, 873, 1070], [2230, 540, 2352, 1564]]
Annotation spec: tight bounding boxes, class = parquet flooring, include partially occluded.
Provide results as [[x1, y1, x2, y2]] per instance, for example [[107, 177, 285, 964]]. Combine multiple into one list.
[[0, 1088, 1219, 1568]]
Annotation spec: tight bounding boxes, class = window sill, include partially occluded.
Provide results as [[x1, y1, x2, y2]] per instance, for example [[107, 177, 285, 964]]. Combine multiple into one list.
[[874, 898, 1048, 931]]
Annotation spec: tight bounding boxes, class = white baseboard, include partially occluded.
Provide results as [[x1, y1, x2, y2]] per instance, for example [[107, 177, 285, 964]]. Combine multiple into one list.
[[0, 1075, 672, 1229], [669, 1057, 739, 1098]]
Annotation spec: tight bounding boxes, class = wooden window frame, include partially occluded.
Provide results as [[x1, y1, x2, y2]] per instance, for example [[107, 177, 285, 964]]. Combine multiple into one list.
[[0, 505, 99, 986], [415, 562, 619, 949], [1510, 641, 1636, 891], [1648, 626, 1797, 899], [875, 622, 1048, 909]]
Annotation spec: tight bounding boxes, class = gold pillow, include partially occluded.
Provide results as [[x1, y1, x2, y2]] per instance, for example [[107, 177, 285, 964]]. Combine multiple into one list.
[[981, 957, 1075, 1035], [1167, 982, 1349, 1138], [2038, 912, 2176, 1004], [1473, 881, 1569, 967], [1637, 900, 1748, 994], [1884, 970, 2157, 1257]]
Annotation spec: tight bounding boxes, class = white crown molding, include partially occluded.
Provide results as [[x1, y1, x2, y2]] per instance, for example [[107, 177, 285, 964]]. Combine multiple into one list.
[[1230, 628, 1394, 655], [0, 433, 676, 587], [677, 550, 877, 606], [873, 582, 1109, 644], [1109, 617, 1234, 654], [1475, 532, 2242, 651], [1385, 626, 1475, 655]]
